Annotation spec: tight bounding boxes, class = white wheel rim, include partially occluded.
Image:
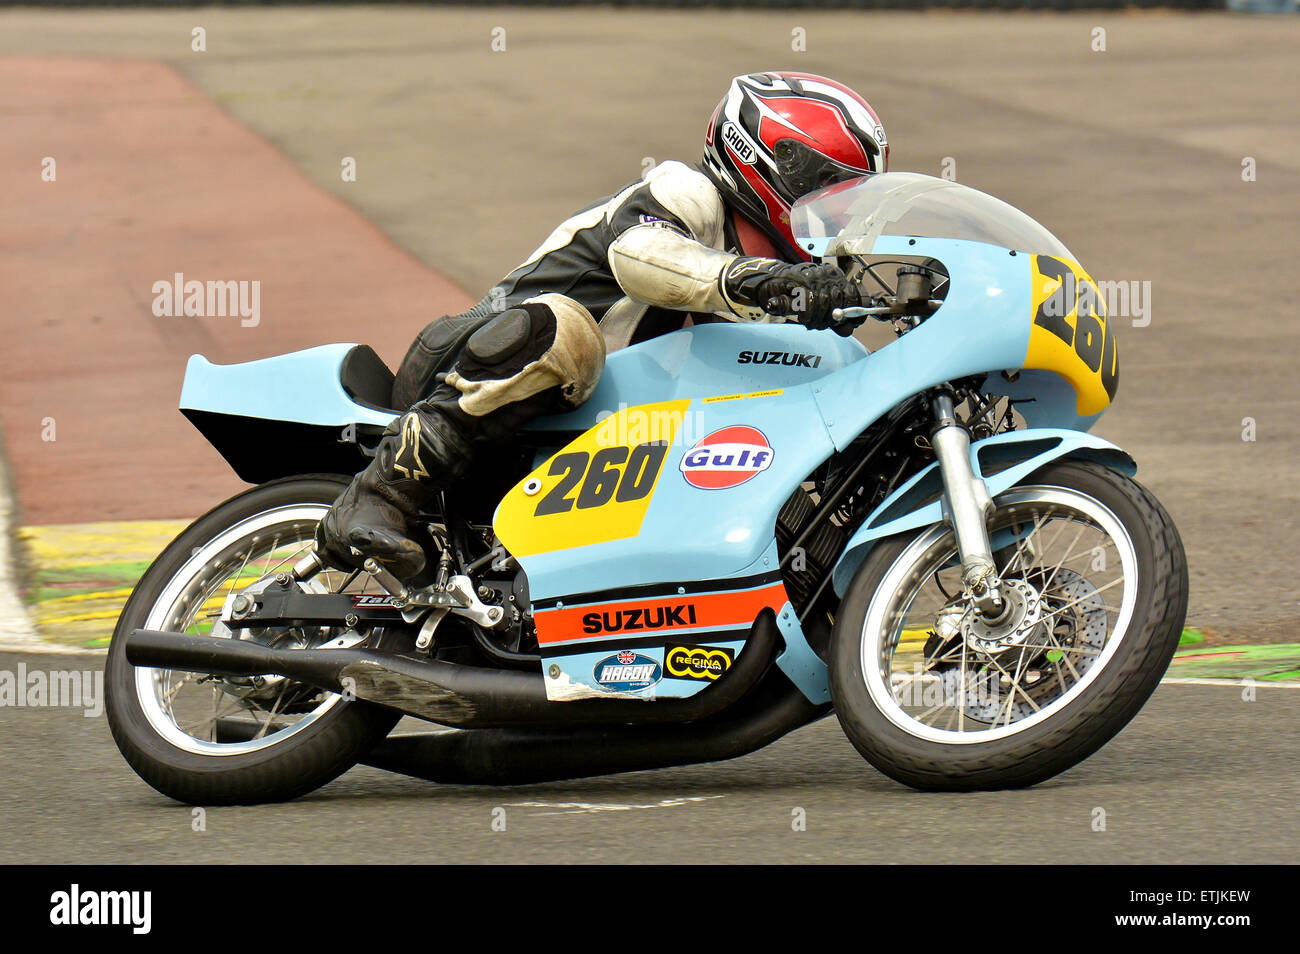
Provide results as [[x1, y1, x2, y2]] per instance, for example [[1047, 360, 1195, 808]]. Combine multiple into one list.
[[859, 486, 1139, 744], [135, 504, 344, 756]]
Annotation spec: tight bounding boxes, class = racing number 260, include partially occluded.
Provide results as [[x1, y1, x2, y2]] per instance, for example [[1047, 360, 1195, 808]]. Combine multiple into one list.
[[1034, 255, 1119, 400], [534, 442, 670, 516]]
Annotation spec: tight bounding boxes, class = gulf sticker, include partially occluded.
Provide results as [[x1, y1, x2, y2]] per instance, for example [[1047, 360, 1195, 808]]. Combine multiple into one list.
[[493, 399, 691, 557], [679, 426, 774, 490]]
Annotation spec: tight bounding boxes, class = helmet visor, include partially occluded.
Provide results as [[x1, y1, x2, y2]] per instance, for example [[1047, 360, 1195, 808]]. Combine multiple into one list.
[[773, 137, 875, 200]]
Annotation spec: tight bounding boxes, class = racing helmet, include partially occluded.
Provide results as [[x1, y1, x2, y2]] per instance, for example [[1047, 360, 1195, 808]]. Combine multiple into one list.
[[701, 71, 888, 260]]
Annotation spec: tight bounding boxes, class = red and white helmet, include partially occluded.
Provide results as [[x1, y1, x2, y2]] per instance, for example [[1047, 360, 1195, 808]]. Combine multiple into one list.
[[701, 72, 888, 259]]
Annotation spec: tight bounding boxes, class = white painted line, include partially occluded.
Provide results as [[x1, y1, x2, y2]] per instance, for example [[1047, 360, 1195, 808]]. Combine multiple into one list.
[[1161, 676, 1300, 690], [0, 449, 71, 654], [503, 796, 725, 815]]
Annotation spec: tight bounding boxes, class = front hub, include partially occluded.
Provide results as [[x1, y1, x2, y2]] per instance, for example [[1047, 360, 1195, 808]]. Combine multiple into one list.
[[962, 578, 1044, 665]]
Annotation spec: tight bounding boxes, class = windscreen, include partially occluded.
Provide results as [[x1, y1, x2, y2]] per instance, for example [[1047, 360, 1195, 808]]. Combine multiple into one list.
[[790, 172, 1074, 259]]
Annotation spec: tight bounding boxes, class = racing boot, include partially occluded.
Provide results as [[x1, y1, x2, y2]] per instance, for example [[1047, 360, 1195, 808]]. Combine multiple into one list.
[[317, 294, 606, 579], [315, 402, 467, 579]]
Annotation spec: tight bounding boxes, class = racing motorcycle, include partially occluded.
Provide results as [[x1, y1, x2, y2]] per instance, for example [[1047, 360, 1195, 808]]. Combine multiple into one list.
[[106, 172, 1188, 804]]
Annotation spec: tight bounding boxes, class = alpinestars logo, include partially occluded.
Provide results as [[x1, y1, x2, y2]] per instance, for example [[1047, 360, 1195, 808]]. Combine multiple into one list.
[[393, 412, 430, 481]]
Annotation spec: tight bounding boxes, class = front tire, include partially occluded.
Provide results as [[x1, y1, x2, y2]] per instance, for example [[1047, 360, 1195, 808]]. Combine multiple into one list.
[[830, 460, 1188, 791], [105, 476, 401, 805]]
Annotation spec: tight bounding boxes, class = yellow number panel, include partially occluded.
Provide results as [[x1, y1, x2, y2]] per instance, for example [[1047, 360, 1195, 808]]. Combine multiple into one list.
[[1025, 254, 1120, 416], [494, 400, 692, 557]]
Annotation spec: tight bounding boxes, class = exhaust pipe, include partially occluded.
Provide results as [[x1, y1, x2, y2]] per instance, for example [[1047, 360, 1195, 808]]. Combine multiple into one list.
[[126, 610, 780, 729], [357, 672, 829, 785], [216, 671, 829, 786]]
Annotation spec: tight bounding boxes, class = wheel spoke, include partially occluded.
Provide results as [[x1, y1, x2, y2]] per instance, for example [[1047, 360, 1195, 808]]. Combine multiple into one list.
[[1036, 577, 1124, 627], [253, 684, 291, 740], [259, 536, 317, 580], [999, 510, 1049, 577], [1037, 523, 1099, 595]]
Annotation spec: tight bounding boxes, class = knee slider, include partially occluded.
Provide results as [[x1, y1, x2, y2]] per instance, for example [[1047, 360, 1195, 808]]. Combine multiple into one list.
[[451, 295, 604, 414], [465, 307, 530, 364], [460, 303, 555, 379]]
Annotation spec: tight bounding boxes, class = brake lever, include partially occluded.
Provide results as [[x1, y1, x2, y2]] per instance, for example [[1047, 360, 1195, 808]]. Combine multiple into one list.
[[831, 304, 896, 322], [832, 299, 945, 324]]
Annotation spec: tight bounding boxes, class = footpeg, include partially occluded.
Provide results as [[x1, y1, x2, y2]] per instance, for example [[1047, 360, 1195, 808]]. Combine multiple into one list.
[[363, 558, 410, 605]]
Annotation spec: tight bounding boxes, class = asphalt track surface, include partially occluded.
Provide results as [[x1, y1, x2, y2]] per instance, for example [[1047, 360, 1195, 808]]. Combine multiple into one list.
[[0, 650, 1293, 864], [0, 9, 1297, 862]]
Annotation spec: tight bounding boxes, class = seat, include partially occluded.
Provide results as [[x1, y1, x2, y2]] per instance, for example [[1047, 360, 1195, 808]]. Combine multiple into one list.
[[339, 344, 399, 413]]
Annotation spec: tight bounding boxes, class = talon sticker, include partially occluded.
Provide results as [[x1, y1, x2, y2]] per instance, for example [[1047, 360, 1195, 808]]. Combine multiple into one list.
[[350, 594, 404, 607]]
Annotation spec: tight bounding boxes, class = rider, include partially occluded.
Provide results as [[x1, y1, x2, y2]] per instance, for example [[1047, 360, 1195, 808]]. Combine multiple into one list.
[[317, 71, 889, 578]]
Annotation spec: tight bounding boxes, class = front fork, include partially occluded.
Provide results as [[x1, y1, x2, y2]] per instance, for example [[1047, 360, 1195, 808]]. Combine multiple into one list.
[[929, 393, 1004, 616]]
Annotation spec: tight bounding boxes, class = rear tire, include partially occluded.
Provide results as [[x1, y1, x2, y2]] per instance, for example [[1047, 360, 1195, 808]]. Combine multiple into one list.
[[830, 460, 1188, 791], [105, 476, 401, 805]]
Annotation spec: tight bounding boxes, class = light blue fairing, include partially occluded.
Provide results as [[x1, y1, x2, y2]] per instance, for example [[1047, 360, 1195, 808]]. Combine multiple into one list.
[[530, 322, 869, 431], [503, 236, 1132, 703], [176, 236, 1134, 705], [179, 344, 396, 429], [517, 235, 1094, 600]]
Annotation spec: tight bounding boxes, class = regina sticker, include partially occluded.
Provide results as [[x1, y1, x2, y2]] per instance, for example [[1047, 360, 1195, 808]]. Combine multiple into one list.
[[665, 644, 735, 681]]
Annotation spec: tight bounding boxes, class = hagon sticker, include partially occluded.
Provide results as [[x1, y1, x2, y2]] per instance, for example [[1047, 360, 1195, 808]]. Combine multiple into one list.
[[493, 399, 691, 556], [1025, 255, 1120, 416], [593, 651, 662, 692], [679, 426, 774, 490]]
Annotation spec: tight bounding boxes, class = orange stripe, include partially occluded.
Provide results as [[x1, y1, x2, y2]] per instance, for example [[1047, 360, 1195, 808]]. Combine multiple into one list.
[[534, 583, 787, 646]]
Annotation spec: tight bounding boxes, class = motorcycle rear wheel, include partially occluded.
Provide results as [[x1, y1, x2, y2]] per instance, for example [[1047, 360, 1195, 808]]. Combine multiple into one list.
[[105, 475, 401, 805]]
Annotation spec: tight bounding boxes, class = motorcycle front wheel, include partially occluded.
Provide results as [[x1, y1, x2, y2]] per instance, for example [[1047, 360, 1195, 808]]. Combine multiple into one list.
[[105, 475, 401, 805], [829, 460, 1188, 791]]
